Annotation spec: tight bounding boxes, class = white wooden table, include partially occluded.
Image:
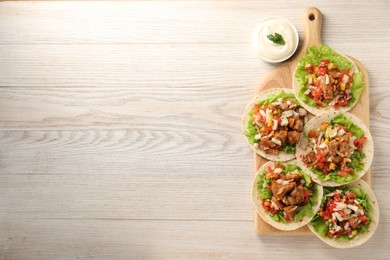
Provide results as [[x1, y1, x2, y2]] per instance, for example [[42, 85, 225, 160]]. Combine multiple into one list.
[[1, 1, 389, 259]]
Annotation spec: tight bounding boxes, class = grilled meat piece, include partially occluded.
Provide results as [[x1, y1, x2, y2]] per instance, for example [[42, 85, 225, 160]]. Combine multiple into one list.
[[287, 131, 300, 145], [329, 140, 339, 155], [271, 196, 285, 210], [293, 119, 304, 131], [283, 205, 298, 216], [288, 117, 295, 128], [259, 137, 275, 150], [271, 181, 296, 200], [290, 186, 305, 205], [274, 130, 287, 145], [338, 141, 350, 157], [285, 173, 303, 180], [332, 155, 343, 165], [267, 148, 280, 155], [349, 217, 360, 229], [322, 83, 334, 102]]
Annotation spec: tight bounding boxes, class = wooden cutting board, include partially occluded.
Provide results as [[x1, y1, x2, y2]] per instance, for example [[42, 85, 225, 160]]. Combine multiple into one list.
[[253, 7, 371, 235]]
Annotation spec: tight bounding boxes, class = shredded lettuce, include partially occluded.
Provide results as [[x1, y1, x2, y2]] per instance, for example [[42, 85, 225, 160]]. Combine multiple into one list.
[[349, 151, 365, 172], [258, 89, 298, 105], [330, 113, 365, 138], [281, 143, 296, 153], [295, 45, 364, 108], [270, 211, 287, 223], [310, 167, 358, 184], [310, 215, 328, 237], [351, 71, 364, 104], [244, 111, 258, 144]]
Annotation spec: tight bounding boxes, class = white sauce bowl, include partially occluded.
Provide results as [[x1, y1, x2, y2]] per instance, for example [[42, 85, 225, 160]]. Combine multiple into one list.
[[252, 18, 299, 63]]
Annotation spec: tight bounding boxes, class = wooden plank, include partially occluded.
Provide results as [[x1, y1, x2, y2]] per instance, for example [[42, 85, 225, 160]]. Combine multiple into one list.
[[0, 1, 389, 45], [1, 218, 389, 259]]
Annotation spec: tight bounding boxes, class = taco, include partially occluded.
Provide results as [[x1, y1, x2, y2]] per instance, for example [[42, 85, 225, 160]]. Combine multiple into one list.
[[293, 45, 364, 115], [296, 111, 373, 187], [242, 88, 309, 161], [252, 160, 323, 230], [308, 179, 379, 248]]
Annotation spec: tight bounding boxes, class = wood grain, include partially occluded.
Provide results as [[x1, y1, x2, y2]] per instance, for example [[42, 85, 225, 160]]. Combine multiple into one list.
[[1, 1, 390, 259]]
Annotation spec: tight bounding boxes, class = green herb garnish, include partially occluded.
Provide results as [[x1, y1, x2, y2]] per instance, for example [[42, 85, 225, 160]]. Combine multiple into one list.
[[267, 32, 285, 45]]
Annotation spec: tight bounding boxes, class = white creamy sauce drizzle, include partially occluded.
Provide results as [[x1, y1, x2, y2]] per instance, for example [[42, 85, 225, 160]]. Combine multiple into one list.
[[253, 18, 298, 62]]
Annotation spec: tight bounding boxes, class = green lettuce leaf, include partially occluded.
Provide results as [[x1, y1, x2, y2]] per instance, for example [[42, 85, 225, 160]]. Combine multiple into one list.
[[243, 111, 258, 144], [330, 113, 365, 138], [351, 71, 364, 104], [258, 89, 298, 106], [310, 167, 358, 183], [280, 143, 296, 153], [310, 215, 328, 237], [349, 151, 365, 171], [270, 212, 287, 223]]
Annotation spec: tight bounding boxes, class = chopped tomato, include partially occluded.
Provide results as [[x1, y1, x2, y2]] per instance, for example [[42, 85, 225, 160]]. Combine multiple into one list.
[[305, 64, 314, 73], [320, 59, 330, 66], [358, 215, 369, 224], [334, 98, 348, 108], [285, 214, 292, 222], [273, 115, 282, 124], [345, 191, 356, 199], [354, 136, 367, 150], [254, 114, 264, 123], [333, 193, 341, 201], [303, 189, 312, 197], [308, 129, 318, 138], [263, 126, 272, 135], [338, 166, 353, 177], [315, 150, 327, 162], [266, 166, 274, 173], [317, 67, 328, 76], [262, 201, 278, 215]]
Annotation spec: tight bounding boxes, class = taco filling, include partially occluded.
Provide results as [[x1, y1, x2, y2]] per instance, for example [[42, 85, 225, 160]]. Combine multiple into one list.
[[244, 90, 308, 155], [300, 114, 367, 183], [257, 163, 318, 223], [295, 45, 363, 109], [311, 187, 371, 240]]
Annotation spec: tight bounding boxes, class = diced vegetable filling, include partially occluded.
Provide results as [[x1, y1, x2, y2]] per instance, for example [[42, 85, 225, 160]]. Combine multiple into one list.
[[317, 189, 370, 239], [303, 60, 356, 108], [300, 115, 367, 182], [250, 98, 307, 155], [258, 163, 317, 223]]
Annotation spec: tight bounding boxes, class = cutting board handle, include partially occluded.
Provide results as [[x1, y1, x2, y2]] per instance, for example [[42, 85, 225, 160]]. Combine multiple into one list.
[[302, 7, 322, 48]]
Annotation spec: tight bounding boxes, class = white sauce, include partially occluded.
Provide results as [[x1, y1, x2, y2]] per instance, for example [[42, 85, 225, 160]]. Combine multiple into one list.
[[253, 18, 299, 63]]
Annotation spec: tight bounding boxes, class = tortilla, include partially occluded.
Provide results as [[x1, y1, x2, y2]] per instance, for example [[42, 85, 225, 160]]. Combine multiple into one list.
[[251, 160, 323, 231], [296, 111, 374, 187], [308, 179, 379, 248], [293, 45, 363, 115], [242, 88, 309, 162]]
